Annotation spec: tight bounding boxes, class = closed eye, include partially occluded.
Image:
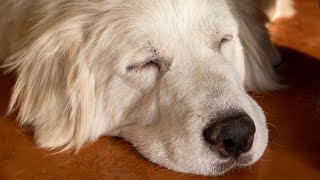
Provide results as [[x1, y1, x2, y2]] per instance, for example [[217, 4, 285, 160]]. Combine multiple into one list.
[[219, 34, 233, 48], [127, 59, 160, 72]]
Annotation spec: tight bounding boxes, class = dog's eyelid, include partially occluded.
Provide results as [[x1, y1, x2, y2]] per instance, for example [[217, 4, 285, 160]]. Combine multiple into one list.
[[126, 58, 160, 72], [220, 34, 233, 44], [210, 34, 233, 50], [215, 34, 233, 50]]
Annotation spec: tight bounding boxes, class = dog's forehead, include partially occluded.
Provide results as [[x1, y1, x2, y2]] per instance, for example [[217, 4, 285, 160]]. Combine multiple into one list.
[[126, 0, 238, 54], [131, 0, 237, 37]]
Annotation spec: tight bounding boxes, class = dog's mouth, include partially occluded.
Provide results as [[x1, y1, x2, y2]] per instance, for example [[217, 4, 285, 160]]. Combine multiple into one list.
[[215, 155, 253, 174], [215, 161, 236, 174]]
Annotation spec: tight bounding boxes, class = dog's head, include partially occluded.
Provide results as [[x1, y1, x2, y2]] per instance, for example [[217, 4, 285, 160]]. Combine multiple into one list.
[[5, 0, 281, 175]]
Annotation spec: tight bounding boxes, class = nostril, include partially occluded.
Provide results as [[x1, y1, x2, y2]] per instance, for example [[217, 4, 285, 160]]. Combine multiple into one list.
[[223, 134, 255, 158], [214, 139, 237, 158], [203, 113, 256, 158], [223, 139, 235, 150]]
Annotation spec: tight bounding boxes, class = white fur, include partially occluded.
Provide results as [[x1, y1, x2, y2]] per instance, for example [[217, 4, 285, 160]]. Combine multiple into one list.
[[0, 0, 293, 176]]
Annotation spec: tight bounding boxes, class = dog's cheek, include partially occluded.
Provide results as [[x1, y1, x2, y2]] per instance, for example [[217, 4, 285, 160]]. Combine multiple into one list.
[[138, 99, 160, 126], [126, 67, 159, 92], [121, 94, 159, 127], [105, 74, 161, 128]]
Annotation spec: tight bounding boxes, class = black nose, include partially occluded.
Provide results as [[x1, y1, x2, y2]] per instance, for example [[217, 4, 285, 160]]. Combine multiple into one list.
[[203, 113, 256, 158]]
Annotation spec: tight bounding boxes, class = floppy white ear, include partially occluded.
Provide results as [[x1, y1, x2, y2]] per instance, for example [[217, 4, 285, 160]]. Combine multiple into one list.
[[3, 21, 101, 151], [233, 0, 283, 92]]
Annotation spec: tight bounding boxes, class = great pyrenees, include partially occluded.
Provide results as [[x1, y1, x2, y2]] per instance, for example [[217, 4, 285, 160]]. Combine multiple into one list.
[[0, 0, 294, 176]]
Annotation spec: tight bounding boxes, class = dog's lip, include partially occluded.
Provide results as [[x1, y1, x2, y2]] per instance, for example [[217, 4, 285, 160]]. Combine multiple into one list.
[[215, 160, 236, 173], [236, 155, 253, 166], [215, 154, 253, 173]]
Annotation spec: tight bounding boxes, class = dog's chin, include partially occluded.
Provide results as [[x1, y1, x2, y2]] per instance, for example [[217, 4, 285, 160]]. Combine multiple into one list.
[[155, 153, 256, 176], [212, 154, 254, 176], [214, 162, 236, 176], [208, 155, 254, 176]]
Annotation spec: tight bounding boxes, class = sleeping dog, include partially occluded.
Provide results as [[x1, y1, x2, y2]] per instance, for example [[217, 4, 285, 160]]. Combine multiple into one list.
[[0, 0, 294, 175]]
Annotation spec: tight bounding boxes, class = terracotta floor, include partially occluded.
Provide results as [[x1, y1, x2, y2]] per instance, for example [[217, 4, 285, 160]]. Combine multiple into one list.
[[0, 0, 320, 179]]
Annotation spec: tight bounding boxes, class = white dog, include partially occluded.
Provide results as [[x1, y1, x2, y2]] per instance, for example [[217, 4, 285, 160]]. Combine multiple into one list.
[[0, 0, 294, 176]]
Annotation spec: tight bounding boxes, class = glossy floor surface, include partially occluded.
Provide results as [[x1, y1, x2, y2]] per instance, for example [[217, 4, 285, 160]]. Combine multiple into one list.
[[0, 0, 319, 179]]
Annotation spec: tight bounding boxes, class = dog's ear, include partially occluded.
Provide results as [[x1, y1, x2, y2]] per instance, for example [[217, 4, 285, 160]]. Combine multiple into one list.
[[3, 21, 100, 151], [233, 0, 283, 92]]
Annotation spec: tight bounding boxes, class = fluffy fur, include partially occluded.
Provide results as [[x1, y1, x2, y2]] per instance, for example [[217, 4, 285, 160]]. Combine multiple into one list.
[[0, 0, 294, 176]]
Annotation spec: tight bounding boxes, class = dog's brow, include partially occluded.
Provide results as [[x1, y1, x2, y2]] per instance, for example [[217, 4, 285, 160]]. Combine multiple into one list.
[[150, 46, 172, 71], [162, 58, 172, 71]]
